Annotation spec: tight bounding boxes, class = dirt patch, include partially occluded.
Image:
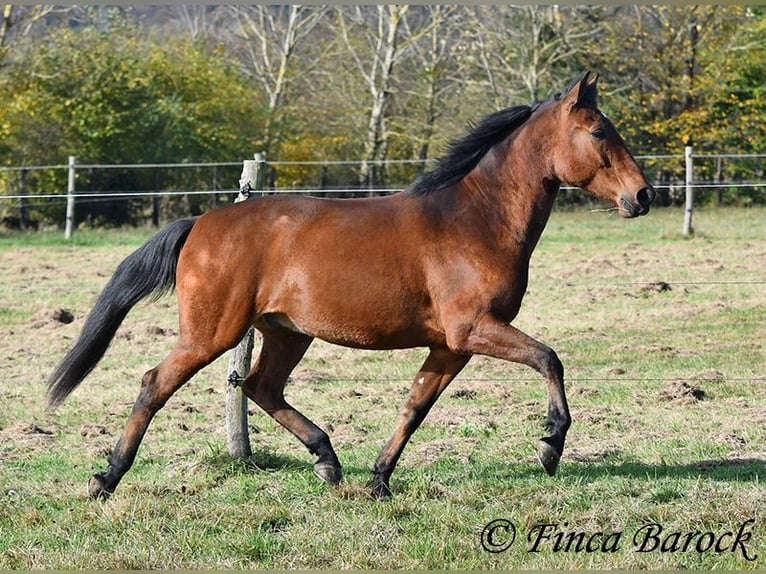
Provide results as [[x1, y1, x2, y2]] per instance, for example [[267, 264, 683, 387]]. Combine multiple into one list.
[[693, 455, 766, 471], [640, 281, 672, 294], [582, 257, 619, 274], [690, 369, 726, 384], [656, 380, 706, 403], [290, 367, 334, 384], [2, 422, 54, 436], [408, 437, 478, 467], [567, 446, 621, 464], [450, 388, 477, 400], [709, 431, 748, 451], [30, 308, 76, 329], [51, 308, 75, 324], [570, 385, 600, 397], [422, 405, 502, 432], [0, 422, 56, 461], [612, 343, 689, 358], [146, 325, 177, 337], [326, 423, 370, 446], [80, 423, 108, 438]]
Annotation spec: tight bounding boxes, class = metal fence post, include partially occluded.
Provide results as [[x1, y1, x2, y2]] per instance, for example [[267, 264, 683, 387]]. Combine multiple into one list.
[[225, 153, 266, 460], [19, 168, 29, 231], [684, 145, 694, 236], [65, 156, 76, 240]]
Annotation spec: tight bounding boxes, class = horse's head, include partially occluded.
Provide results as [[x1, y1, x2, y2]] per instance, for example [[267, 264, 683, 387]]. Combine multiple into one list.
[[547, 72, 655, 218]]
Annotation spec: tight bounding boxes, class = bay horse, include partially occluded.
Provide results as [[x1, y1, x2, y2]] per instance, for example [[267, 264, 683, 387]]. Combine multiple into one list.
[[47, 72, 655, 500]]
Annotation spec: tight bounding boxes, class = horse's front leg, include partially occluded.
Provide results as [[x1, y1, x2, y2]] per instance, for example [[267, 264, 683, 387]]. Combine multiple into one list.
[[371, 348, 470, 499], [447, 314, 571, 476]]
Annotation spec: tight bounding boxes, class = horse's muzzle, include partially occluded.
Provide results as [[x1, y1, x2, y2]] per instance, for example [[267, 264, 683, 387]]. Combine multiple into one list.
[[621, 185, 656, 217]]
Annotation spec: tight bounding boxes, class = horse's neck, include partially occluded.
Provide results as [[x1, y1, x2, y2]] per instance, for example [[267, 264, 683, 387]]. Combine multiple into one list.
[[460, 143, 560, 255]]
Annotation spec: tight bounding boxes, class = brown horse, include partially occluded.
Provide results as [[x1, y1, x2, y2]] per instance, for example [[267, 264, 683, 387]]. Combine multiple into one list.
[[48, 72, 655, 500]]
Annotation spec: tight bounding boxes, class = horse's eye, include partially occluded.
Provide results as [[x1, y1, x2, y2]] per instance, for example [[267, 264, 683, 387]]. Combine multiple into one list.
[[591, 128, 606, 140]]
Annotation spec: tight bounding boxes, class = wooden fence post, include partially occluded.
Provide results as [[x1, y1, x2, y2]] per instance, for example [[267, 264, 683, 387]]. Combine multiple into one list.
[[684, 145, 694, 236], [225, 153, 267, 459], [65, 155, 76, 240]]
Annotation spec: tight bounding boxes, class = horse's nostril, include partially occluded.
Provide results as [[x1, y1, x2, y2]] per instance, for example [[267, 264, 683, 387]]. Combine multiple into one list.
[[637, 186, 656, 208]]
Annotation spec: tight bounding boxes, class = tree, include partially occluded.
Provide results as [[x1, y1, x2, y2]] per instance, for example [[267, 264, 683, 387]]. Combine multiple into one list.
[[227, 5, 328, 158], [465, 6, 601, 107], [596, 6, 733, 153], [163, 5, 224, 43], [678, 7, 764, 152], [0, 5, 62, 67], [398, 5, 465, 165], [0, 15, 261, 225], [336, 5, 412, 189]]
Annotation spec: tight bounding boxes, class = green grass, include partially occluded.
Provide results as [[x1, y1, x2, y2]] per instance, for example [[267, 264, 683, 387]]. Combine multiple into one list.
[[0, 206, 764, 569], [0, 226, 153, 249]]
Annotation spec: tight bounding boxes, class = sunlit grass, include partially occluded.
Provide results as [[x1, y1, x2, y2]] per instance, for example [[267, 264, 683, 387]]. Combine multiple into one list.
[[0, 207, 763, 569]]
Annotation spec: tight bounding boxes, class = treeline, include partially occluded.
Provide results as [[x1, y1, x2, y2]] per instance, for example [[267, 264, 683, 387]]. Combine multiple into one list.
[[1, 5, 765, 227]]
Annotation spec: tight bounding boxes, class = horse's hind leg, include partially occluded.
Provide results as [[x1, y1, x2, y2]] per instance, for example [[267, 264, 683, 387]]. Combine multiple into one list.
[[371, 348, 470, 499], [87, 345, 216, 499], [241, 329, 342, 486]]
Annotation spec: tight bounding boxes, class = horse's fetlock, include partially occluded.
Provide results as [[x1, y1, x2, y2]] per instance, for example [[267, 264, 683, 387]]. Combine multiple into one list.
[[370, 473, 393, 500]]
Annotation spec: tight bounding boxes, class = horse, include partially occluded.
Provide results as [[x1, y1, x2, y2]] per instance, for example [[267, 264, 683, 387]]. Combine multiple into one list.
[[47, 72, 655, 500]]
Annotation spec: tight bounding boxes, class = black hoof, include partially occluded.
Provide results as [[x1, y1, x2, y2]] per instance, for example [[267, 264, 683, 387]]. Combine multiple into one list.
[[87, 472, 113, 500], [536, 440, 561, 477], [314, 461, 343, 486], [370, 475, 393, 500]]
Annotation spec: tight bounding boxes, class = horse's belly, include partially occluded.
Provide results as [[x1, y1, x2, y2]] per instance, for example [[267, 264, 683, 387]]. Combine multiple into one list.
[[259, 295, 443, 350]]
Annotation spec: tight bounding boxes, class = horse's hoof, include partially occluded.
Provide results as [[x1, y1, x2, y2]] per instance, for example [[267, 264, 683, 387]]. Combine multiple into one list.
[[314, 461, 343, 486], [87, 473, 112, 500], [536, 440, 561, 477], [370, 476, 393, 500]]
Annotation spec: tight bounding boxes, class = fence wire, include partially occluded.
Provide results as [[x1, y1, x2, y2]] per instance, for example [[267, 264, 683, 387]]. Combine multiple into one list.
[[2, 157, 763, 387]]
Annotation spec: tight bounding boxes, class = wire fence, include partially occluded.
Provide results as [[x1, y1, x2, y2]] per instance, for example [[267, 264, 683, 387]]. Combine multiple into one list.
[[2, 156, 763, 393], [0, 151, 764, 234], [2, 152, 765, 197]]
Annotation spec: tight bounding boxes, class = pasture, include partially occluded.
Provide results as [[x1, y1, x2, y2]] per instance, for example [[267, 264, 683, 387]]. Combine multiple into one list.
[[0, 206, 764, 569]]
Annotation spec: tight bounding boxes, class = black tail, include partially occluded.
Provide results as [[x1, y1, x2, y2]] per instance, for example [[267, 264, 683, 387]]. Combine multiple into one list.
[[47, 218, 196, 408]]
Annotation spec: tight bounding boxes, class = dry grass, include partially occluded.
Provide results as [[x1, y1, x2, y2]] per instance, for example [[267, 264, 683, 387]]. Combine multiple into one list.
[[0, 206, 764, 569]]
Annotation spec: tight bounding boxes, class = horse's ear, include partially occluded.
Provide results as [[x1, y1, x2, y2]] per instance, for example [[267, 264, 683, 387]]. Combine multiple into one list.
[[565, 71, 599, 110]]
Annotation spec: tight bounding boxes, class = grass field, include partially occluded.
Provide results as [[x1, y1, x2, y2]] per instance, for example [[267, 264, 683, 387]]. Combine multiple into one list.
[[0, 206, 764, 569]]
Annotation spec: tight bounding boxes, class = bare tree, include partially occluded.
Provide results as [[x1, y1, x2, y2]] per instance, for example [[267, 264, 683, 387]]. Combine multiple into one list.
[[229, 5, 327, 156], [401, 5, 465, 164], [165, 5, 224, 43], [0, 6, 11, 54], [467, 6, 601, 106], [337, 5, 415, 189], [0, 5, 60, 66]]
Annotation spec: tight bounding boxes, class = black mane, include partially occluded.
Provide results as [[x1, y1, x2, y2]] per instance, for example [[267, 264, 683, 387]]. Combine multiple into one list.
[[407, 105, 533, 196], [407, 72, 597, 197]]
